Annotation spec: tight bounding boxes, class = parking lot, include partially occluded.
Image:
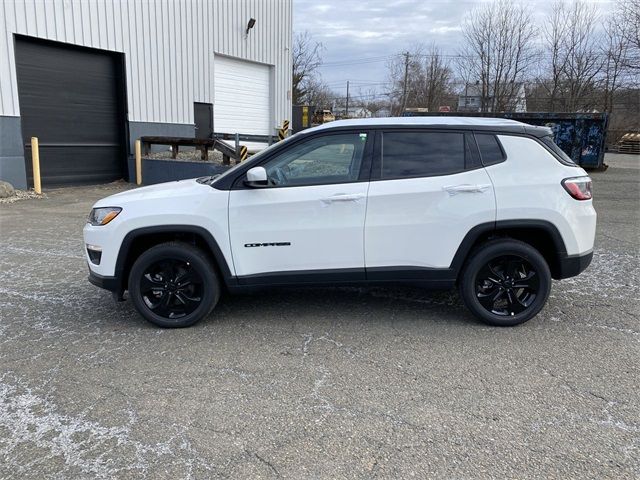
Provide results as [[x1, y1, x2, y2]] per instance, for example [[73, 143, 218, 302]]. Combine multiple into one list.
[[0, 154, 638, 479]]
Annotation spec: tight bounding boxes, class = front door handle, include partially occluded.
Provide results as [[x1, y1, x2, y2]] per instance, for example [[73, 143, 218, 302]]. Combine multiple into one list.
[[320, 193, 365, 204], [443, 184, 491, 195]]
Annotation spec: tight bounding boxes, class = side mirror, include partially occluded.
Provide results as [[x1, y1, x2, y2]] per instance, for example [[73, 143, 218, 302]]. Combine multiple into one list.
[[245, 166, 268, 187]]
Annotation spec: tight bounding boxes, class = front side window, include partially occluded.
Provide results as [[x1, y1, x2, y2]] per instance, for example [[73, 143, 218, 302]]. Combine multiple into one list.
[[263, 132, 367, 186], [381, 131, 465, 179]]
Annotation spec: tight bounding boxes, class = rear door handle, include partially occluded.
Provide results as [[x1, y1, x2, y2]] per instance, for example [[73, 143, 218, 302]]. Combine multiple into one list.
[[443, 184, 491, 195], [320, 193, 365, 204]]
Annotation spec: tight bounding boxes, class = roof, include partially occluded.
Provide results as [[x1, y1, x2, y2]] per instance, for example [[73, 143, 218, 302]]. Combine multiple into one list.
[[305, 116, 552, 138], [309, 116, 528, 132]]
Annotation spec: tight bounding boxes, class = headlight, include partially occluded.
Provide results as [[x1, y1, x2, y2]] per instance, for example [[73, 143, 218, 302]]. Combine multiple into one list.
[[88, 207, 122, 226]]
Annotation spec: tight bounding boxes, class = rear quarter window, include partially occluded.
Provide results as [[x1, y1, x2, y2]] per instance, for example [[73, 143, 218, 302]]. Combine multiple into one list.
[[475, 133, 506, 166], [541, 135, 577, 166]]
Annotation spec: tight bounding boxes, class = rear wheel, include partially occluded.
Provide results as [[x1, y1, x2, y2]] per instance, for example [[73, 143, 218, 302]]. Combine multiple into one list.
[[128, 242, 220, 328], [459, 239, 551, 326]]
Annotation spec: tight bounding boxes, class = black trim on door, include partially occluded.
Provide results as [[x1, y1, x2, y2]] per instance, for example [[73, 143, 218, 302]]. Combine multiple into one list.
[[236, 268, 365, 286]]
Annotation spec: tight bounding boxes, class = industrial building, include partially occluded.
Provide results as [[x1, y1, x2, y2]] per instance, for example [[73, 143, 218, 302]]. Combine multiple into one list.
[[0, 0, 292, 188]]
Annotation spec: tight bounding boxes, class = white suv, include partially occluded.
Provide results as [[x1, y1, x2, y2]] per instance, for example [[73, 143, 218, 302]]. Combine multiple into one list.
[[84, 117, 596, 328]]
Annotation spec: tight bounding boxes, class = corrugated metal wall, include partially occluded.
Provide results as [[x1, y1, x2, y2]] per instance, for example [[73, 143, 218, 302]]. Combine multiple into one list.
[[0, 0, 292, 127]]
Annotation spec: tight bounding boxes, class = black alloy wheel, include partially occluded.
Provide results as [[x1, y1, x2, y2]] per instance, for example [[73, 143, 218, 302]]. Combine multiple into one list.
[[140, 259, 204, 319], [475, 255, 540, 317], [459, 239, 551, 326], [128, 242, 220, 328]]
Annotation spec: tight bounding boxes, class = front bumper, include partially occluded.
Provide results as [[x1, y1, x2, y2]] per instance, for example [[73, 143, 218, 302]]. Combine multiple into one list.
[[88, 268, 121, 292], [556, 250, 593, 279]]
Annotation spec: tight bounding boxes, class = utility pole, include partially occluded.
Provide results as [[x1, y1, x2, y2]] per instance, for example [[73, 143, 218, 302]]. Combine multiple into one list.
[[400, 52, 410, 115], [345, 80, 350, 118]]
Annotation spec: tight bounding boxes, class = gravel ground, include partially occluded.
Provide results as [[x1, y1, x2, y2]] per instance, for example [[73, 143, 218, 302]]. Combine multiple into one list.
[[0, 154, 638, 479]]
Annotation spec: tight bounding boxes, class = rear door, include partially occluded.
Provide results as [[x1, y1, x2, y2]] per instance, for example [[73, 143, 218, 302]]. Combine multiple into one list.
[[364, 129, 495, 279], [228, 131, 372, 282]]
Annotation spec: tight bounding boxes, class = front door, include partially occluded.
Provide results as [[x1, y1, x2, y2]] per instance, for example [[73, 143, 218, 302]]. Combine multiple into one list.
[[228, 131, 372, 283], [194, 102, 213, 139]]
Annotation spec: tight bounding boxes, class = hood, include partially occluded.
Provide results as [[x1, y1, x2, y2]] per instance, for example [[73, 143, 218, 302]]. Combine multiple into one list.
[[93, 178, 210, 207]]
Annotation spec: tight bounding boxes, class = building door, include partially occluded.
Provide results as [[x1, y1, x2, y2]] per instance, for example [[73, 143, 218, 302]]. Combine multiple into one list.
[[14, 36, 126, 186], [194, 102, 213, 139], [214, 55, 271, 136]]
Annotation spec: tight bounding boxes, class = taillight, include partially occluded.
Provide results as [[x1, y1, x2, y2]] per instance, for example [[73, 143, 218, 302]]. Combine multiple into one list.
[[562, 176, 592, 200]]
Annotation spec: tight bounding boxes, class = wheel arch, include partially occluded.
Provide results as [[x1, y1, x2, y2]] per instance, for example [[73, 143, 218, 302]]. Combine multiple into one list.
[[115, 225, 235, 291], [451, 220, 568, 280]]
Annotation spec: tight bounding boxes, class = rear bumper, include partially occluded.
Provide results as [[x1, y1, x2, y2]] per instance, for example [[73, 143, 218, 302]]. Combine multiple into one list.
[[88, 268, 121, 292], [556, 250, 593, 279]]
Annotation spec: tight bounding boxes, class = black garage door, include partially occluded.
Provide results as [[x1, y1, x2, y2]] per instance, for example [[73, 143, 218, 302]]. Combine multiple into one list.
[[15, 37, 127, 186]]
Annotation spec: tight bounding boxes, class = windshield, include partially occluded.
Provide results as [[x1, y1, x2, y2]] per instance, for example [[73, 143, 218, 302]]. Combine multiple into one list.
[[541, 135, 576, 166]]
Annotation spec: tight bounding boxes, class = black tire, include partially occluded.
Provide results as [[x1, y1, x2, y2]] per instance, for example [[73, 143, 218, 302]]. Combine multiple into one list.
[[459, 239, 551, 327], [128, 241, 220, 328]]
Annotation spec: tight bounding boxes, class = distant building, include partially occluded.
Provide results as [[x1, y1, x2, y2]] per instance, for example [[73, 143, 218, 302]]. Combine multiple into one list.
[[350, 107, 373, 118], [458, 83, 527, 113], [373, 107, 392, 118]]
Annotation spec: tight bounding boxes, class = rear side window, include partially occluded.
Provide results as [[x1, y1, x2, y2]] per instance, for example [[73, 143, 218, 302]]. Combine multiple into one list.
[[475, 134, 506, 166], [381, 131, 466, 179]]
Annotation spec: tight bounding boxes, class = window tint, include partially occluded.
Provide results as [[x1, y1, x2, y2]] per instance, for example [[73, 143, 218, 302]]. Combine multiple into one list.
[[381, 131, 465, 179], [263, 133, 367, 186], [475, 134, 505, 166]]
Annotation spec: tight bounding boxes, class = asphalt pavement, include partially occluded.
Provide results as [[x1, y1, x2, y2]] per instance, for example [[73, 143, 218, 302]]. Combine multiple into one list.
[[0, 154, 638, 479]]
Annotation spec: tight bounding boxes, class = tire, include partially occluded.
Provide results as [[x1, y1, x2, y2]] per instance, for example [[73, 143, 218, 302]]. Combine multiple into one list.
[[128, 241, 220, 328], [459, 239, 551, 327]]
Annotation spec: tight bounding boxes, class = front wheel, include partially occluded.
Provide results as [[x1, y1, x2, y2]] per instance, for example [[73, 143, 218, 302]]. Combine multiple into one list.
[[459, 239, 551, 326], [128, 242, 220, 328]]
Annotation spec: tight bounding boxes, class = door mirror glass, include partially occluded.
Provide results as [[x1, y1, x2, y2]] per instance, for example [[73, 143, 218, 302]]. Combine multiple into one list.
[[245, 166, 268, 187]]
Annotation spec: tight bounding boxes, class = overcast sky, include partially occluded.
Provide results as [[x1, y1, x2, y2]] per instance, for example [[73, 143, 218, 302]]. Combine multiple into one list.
[[293, 0, 616, 99]]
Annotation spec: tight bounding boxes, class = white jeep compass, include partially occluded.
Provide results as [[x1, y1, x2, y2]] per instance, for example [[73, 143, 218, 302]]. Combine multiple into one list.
[[84, 117, 596, 328]]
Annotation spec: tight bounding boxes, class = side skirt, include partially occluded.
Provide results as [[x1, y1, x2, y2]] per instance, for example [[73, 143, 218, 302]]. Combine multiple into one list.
[[229, 267, 457, 293]]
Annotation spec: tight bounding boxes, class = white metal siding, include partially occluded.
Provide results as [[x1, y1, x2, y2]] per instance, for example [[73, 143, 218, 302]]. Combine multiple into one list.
[[0, 0, 292, 129], [214, 55, 271, 135]]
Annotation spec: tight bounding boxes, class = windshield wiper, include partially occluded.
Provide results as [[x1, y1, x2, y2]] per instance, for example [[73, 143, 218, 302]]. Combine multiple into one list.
[[196, 175, 221, 185]]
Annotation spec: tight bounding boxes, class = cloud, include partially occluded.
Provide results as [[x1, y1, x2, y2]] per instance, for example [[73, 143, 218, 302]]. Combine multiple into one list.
[[293, 0, 615, 94]]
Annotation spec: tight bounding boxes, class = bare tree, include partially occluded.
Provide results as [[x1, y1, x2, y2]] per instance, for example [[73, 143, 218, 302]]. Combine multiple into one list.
[[387, 44, 454, 114], [304, 78, 336, 110], [542, 2, 571, 111], [559, 1, 604, 111], [601, 12, 629, 112], [292, 31, 324, 105], [354, 88, 389, 117], [619, 0, 640, 72], [458, 0, 538, 112]]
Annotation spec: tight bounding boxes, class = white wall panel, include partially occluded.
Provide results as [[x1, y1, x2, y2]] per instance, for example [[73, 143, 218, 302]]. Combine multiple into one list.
[[0, 0, 292, 130]]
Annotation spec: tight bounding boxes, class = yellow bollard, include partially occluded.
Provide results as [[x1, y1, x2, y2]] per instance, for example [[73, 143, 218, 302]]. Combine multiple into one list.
[[30, 137, 42, 194], [135, 139, 142, 185]]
